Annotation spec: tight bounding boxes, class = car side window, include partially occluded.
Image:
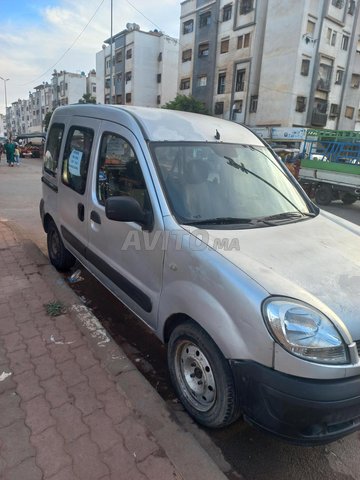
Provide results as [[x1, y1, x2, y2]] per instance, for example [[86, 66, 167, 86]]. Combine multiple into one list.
[[43, 123, 64, 176], [97, 132, 151, 211], [62, 126, 94, 195]]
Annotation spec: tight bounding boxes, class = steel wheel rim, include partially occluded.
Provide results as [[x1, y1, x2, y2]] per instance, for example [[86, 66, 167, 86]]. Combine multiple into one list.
[[174, 340, 216, 412]]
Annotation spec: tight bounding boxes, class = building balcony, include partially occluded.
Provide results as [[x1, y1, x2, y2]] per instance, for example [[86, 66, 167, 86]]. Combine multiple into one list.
[[311, 109, 328, 127]]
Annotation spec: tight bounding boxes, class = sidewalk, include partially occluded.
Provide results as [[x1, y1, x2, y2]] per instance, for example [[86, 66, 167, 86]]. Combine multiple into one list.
[[0, 221, 228, 480]]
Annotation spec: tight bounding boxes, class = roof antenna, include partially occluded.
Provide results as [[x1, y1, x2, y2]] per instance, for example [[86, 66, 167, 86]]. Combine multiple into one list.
[[215, 129, 220, 140]]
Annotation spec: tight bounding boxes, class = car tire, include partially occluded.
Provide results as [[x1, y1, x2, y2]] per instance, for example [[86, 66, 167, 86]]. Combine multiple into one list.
[[315, 184, 333, 206], [341, 193, 357, 205], [47, 221, 76, 271], [167, 320, 240, 428]]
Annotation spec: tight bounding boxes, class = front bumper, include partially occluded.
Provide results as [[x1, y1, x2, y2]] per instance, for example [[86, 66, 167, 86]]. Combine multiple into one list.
[[230, 360, 360, 445]]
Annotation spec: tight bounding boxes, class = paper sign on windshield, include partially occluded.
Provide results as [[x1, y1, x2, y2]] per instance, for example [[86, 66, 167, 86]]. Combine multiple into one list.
[[69, 150, 83, 176]]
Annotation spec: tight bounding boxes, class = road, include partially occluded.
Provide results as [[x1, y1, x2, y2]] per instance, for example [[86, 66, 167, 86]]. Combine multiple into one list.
[[1, 156, 360, 480]]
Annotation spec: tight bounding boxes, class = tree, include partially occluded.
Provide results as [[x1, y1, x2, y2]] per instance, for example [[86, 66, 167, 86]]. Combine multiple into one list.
[[78, 93, 96, 104], [162, 94, 208, 114], [44, 111, 53, 132]]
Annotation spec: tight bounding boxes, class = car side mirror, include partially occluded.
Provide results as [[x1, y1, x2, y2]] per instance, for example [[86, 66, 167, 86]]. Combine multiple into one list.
[[105, 196, 152, 229]]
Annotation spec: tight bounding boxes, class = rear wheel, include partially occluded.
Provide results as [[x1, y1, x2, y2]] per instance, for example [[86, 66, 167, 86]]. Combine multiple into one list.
[[341, 193, 357, 205], [167, 321, 240, 428], [47, 221, 76, 271], [315, 184, 333, 206]]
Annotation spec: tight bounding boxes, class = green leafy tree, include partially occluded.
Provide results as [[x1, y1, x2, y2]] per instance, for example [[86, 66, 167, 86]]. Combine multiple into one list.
[[44, 111, 53, 132], [162, 94, 208, 114], [78, 93, 96, 104]]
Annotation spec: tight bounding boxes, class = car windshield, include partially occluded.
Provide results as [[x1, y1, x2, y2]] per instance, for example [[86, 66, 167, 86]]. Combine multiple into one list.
[[151, 142, 313, 227]]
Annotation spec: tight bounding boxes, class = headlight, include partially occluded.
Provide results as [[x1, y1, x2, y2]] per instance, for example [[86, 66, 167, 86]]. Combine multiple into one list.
[[263, 298, 348, 365]]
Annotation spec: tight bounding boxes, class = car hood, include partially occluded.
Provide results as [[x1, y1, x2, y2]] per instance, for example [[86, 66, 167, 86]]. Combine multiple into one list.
[[187, 211, 360, 341]]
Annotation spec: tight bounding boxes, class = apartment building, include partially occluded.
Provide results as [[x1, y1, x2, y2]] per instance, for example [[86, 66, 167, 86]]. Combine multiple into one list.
[[178, 0, 360, 130], [96, 23, 179, 107]]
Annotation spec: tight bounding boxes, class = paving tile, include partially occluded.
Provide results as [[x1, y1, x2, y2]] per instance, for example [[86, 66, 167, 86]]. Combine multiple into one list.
[[23, 395, 56, 435], [73, 344, 98, 370], [117, 417, 158, 462], [52, 402, 89, 443], [47, 465, 80, 480], [97, 389, 132, 424], [41, 375, 71, 408], [33, 354, 59, 381], [14, 370, 44, 402], [31, 426, 72, 478], [84, 364, 114, 395], [27, 335, 50, 359], [0, 315, 18, 335], [0, 391, 25, 427], [66, 434, 109, 480], [18, 321, 40, 340], [8, 349, 33, 375], [68, 381, 102, 416], [3, 456, 42, 480], [137, 453, 182, 480], [58, 359, 87, 388], [48, 343, 75, 365], [0, 419, 35, 468], [3, 331, 25, 353], [101, 441, 137, 478], [84, 409, 122, 452]]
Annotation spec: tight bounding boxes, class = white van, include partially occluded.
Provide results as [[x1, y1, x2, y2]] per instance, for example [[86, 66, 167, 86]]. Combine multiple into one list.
[[40, 104, 360, 445]]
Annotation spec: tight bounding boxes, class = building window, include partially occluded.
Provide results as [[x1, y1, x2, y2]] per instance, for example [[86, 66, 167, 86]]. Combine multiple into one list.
[[235, 69, 246, 91], [223, 4, 232, 21], [314, 98, 328, 113], [157, 74, 162, 83], [295, 96, 307, 112], [126, 93, 132, 103], [220, 39, 229, 54], [335, 69, 344, 85], [116, 73, 122, 82], [326, 28, 337, 46], [157, 95, 161, 105], [329, 103, 339, 117], [116, 51, 122, 63], [233, 100, 243, 112], [345, 106, 354, 118], [301, 59, 310, 76], [217, 73, 226, 94], [199, 43, 209, 57], [237, 33, 251, 49], [199, 11, 211, 28], [341, 35, 349, 50], [125, 71, 132, 83], [180, 78, 190, 90], [197, 75, 207, 87], [317, 63, 332, 91], [332, 0, 344, 8], [183, 19, 194, 34], [306, 20, 315, 35], [182, 49, 192, 62], [351, 74, 360, 88], [214, 102, 224, 114], [348, 0, 356, 14], [240, 0, 254, 15], [126, 49, 132, 59], [249, 95, 258, 113]]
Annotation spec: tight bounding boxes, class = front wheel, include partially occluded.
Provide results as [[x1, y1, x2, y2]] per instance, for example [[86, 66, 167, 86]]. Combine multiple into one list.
[[47, 221, 76, 271], [167, 321, 240, 428], [315, 184, 333, 206], [341, 193, 357, 205]]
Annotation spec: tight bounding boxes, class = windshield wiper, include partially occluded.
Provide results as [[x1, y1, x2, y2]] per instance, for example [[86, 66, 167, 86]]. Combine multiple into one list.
[[182, 217, 256, 226], [259, 211, 316, 224]]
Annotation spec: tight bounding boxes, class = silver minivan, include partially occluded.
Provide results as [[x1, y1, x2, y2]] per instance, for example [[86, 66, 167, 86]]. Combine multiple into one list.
[[40, 104, 360, 445]]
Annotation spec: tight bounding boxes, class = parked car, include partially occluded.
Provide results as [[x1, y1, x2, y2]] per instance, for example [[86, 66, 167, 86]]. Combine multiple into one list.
[[40, 105, 360, 445], [19, 142, 43, 158]]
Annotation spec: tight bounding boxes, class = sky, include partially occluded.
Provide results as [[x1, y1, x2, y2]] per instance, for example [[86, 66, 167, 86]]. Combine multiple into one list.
[[0, 0, 181, 113]]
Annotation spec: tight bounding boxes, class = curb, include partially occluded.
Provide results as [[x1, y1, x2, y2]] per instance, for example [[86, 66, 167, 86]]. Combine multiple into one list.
[[21, 238, 230, 480]]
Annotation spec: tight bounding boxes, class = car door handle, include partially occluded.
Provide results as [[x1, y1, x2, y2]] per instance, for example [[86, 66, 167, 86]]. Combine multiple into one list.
[[90, 210, 101, 224], [78, 203, 85, 222]]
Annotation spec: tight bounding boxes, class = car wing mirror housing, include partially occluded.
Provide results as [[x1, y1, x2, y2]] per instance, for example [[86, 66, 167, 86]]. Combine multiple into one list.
[[105, 196, 152, 229]]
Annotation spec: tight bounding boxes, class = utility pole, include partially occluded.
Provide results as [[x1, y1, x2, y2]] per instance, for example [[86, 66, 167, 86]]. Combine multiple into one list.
[[0, 76, 9, 135], [109, 0, 113, 104]]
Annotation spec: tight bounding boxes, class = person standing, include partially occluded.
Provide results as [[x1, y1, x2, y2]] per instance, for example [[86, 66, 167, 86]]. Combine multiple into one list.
[[14, 145, 20, 166], [4, 139, 15, 166]]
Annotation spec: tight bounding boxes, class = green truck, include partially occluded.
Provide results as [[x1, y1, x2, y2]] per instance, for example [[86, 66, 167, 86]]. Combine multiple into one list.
[[299, 129, 360, 205]]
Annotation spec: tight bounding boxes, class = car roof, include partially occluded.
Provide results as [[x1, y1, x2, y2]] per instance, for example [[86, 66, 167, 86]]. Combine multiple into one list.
[[52, 104, 264, 146]]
